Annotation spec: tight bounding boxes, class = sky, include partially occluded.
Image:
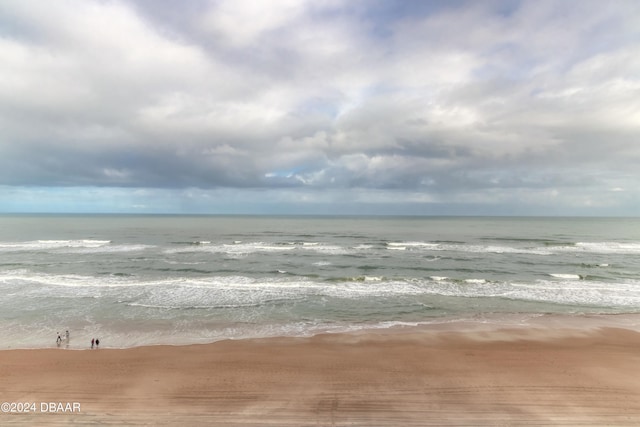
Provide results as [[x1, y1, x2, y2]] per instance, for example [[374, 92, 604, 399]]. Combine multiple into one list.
[[0, 0, 639, 215]]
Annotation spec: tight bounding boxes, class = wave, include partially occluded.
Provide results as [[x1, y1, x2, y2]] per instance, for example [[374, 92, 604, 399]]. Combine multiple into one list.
[[530, 241, 640, 255], [5, 237, 638, 260], [0, 239, 111, 251], [98, 272, 134, 277], [164, 241, 350, 256], [156, 267, 213, 275], [387, 242, 438, 248], [313, 261, 332, 266], [549, 273, 582, 280], [353, 244, 375, 250], [164, 241, 296, 256], [464, 279, 488, 284], [335, 275, 385, 282], [4, 261, 640, 312], [385, 240, 640, 256], [125, 301, 267, 310], [581, 263, 610, 268], [68, 244, 155, 254], [171, 241, 212, 246], [386, 241, 552, 255], [0, 240, 158, 255], [573, 242, 640, 254]]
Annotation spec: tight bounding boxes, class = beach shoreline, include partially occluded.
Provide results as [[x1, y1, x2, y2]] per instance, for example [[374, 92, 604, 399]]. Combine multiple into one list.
[[8, 311, 640, 352], [2, 315, 640, 426]]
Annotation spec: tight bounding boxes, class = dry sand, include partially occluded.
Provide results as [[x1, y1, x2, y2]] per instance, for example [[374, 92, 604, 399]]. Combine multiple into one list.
[[2, 322, 640, 426]]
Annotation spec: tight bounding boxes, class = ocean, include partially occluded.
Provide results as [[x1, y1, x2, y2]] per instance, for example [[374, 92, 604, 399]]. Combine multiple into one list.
[[1, 214, 640, 349]]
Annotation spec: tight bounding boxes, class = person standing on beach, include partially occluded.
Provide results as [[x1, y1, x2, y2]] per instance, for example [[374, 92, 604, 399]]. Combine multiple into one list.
[[91, 338, 94, 349], [56, 332, 62, 346], [96, 338, 100, 348]]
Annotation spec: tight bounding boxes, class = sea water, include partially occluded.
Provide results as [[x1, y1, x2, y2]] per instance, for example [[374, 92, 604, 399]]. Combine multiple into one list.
[[1, 214, 640, 349]]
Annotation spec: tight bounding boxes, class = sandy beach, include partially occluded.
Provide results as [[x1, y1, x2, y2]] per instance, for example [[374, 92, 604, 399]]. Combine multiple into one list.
[[2, 319, 640, 426]]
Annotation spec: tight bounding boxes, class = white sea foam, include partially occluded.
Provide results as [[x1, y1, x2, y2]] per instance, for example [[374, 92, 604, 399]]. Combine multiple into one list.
[[549, 273, 582, 280], [165, 241, 351, 256], [552, 242, 640, 254], [385, 241, 551, 255], [0, 270, 165, 289], [509, 279, 640, 307], [388, 241, 437, 249], [353, 244, 374, 250], [391, 241, 437, 247], [66, 244, 155, 254], [0, 239, 111, 251], [303, 244, 349, 255], [4, 267, 640, 311], [391, 240, 640, 256]]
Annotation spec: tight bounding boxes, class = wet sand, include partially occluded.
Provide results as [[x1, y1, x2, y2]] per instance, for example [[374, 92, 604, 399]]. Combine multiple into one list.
[[2, 321, 640, 425]]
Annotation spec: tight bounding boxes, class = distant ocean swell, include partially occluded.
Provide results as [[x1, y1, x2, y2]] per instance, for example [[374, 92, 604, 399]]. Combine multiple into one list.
[[3, 238, 640, 256]]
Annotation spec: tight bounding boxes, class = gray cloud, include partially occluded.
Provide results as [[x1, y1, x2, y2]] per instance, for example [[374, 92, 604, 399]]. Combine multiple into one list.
[[0, 0, 639, 214]]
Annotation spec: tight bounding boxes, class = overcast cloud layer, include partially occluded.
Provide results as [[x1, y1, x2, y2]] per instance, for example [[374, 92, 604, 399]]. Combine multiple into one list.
[[1, 0, 639, 215]]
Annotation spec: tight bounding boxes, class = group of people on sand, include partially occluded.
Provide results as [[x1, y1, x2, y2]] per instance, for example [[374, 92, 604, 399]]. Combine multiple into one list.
[[55, 330, 101, 349]]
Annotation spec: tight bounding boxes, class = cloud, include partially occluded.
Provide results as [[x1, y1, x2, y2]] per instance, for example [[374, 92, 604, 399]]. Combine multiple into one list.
[[0, 0, 639, 214]]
